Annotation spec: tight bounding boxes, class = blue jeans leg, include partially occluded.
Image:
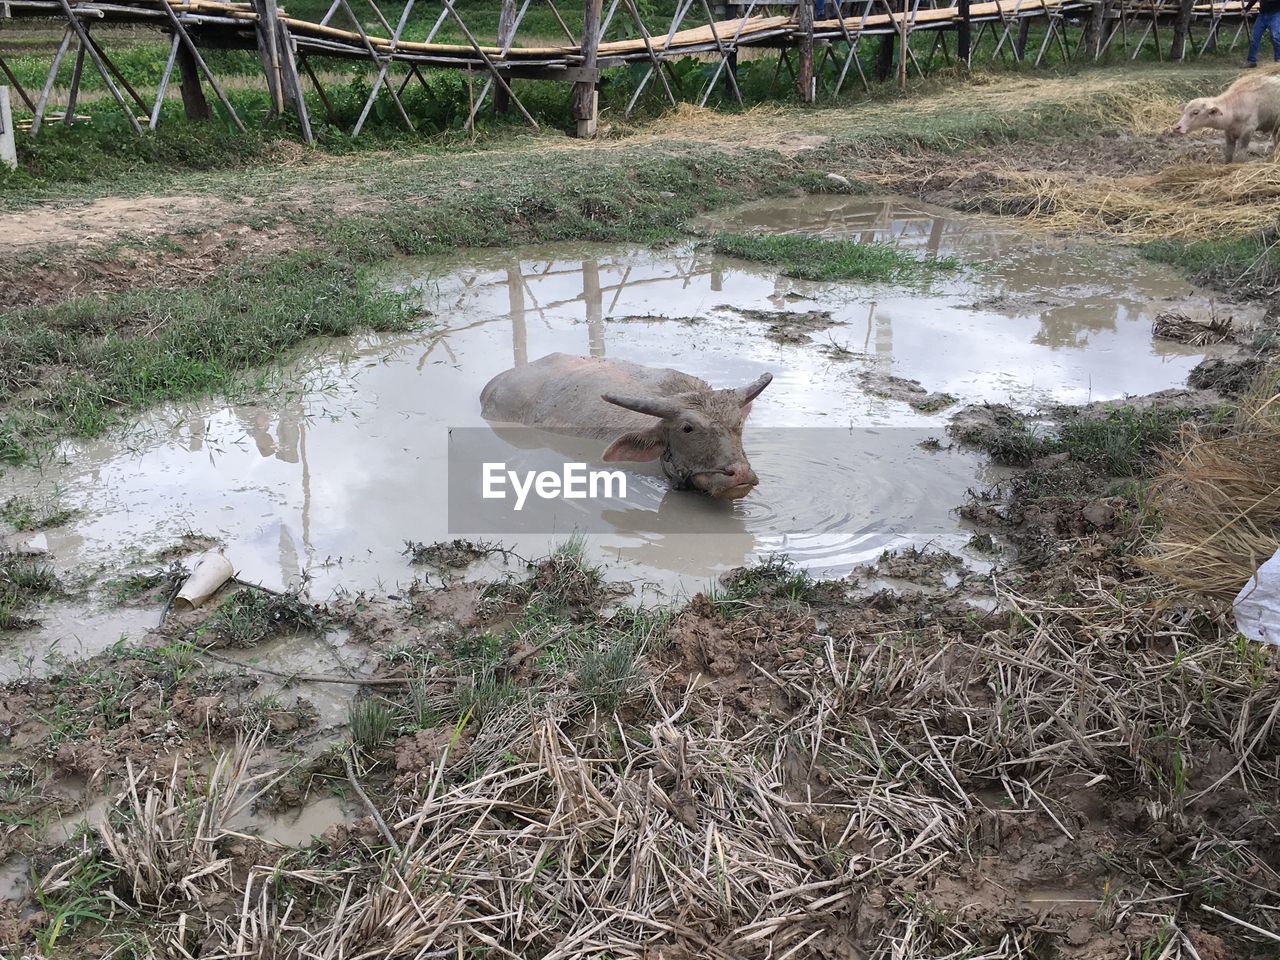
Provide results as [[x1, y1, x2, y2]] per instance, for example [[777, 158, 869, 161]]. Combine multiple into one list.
[[1253, 10, 1280, 62]]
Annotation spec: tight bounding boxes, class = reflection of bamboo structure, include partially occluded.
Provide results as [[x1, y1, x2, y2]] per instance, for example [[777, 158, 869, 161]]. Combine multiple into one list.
[[2, 0, 1245, 143]]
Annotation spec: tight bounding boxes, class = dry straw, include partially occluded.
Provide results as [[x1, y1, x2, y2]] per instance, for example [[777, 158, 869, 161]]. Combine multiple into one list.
[[1145, 382, 1280, 599]]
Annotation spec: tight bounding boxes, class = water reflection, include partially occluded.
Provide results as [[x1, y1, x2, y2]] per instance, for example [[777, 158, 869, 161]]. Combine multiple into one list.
[[0, 197, 1247, 651]]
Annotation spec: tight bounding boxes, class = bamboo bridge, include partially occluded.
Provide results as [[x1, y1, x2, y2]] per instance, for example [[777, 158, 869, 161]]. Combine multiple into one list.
[[0, 0, 1256, 144]]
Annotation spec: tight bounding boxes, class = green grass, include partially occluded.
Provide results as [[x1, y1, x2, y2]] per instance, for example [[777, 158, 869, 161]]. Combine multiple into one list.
[[1052, 405, 1211, 477], [710, 554, 816, 618], [34, 854, 119, 952], [203, 588, 322, 647], [1, 552, 62, 631], [1, 493, 76, 531], [0, 250, 415, 463], [349, 696, 396, 751], [953, 403, 1216, 477], [709, 232, 959, 284], [1142, 231, 1280, 301]]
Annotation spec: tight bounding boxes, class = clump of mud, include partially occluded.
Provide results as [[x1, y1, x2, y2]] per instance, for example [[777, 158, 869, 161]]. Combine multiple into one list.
[[859, 371, 957, 413], [403, 538, 506, 571], [721, 306, 838, 344], [1188, 356, 1268, 397], [607, 313, 702, 326], [152, 532, 222, 561], [869, 545, 968, 587]]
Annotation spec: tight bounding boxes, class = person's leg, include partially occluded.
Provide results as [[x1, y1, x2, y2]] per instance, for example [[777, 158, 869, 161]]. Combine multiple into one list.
[[1249, 12, 1265, 63], [1269, 10, 1280, 60]]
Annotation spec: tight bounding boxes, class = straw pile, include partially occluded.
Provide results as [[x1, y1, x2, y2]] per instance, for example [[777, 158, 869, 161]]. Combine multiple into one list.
[[1144, 383, 1280, 598], [987, 161, 1280, 243], [1151, 310, 1234, 345]]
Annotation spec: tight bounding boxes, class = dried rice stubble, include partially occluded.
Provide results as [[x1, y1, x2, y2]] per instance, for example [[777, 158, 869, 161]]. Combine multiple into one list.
[[1144, 385, 1280, 600]]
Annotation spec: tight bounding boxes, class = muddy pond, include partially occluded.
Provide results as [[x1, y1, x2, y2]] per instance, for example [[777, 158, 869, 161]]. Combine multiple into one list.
[[0, 196, 1248, 674]]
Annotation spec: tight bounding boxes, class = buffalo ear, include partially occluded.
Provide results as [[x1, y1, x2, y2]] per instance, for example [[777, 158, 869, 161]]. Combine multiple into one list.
[[603, 428, 663, 463]]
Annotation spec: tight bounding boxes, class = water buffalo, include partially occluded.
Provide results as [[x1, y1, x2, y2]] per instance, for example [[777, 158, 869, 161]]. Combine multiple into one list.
[[1172, 73, 1280, 162], [480, 353, 773, 500]]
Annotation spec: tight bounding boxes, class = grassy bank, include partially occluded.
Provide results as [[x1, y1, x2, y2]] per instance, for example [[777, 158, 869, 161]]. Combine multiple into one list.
[[0, 251, 415, 464]]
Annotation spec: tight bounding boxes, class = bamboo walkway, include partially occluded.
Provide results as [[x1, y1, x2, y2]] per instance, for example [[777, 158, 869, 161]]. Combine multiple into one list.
[[0, 0, 1257, 143]]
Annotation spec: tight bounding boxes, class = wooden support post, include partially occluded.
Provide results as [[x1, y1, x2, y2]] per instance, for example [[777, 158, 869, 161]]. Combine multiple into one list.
[[574, 0, 602, 137], [176, 43, 211, 120], [277, 21, 312, 143], [1085, 0, 1105, 57], [876, 31, 893, 80], [958, 0, 971, 63], [495, 0, 517, 113], [1171, 0, 1194, 59], [1016, 15, 1032, 57], [798, 0, 815, 101]]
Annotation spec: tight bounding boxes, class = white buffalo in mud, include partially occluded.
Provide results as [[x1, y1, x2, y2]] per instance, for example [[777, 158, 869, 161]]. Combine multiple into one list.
[[480, 353, 773, 500], [1171, 73, 1280, 162]]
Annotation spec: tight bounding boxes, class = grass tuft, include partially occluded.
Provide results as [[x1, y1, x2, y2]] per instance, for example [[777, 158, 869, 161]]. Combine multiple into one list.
[[204, 588, 322, 647], [349, 696, 397, 752], [709, 232, 959, 284], [1, 493, 76, 532], [1, 551, 62, 631]]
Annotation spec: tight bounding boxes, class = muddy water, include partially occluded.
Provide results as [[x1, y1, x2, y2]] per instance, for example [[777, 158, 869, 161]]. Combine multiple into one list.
[[0, 197, 1246, 670]]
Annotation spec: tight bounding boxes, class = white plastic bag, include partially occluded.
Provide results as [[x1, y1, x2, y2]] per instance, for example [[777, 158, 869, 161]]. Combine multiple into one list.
[[1234, 549, 1280, 646]]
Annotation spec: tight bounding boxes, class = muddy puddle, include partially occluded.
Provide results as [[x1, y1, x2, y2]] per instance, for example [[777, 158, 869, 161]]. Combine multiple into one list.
[[0, 196, 1249, 672]]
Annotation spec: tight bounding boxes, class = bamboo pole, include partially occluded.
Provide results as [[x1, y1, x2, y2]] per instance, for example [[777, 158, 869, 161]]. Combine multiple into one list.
[[439, 0, 536, 127], [0, 55, 37, 113], [150, 32, 180, 128], [62, 41, 85, 125], [622, 0, 676, 106], [86, 29, 151, 112], [336, 0, 413, 131], [30, 26, 72, 137], [897, 0, 907, 88], [496, 0, 519, 112]]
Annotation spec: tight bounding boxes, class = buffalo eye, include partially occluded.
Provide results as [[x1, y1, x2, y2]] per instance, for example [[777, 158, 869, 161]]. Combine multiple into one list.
[[681, 424, 694, 434]]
